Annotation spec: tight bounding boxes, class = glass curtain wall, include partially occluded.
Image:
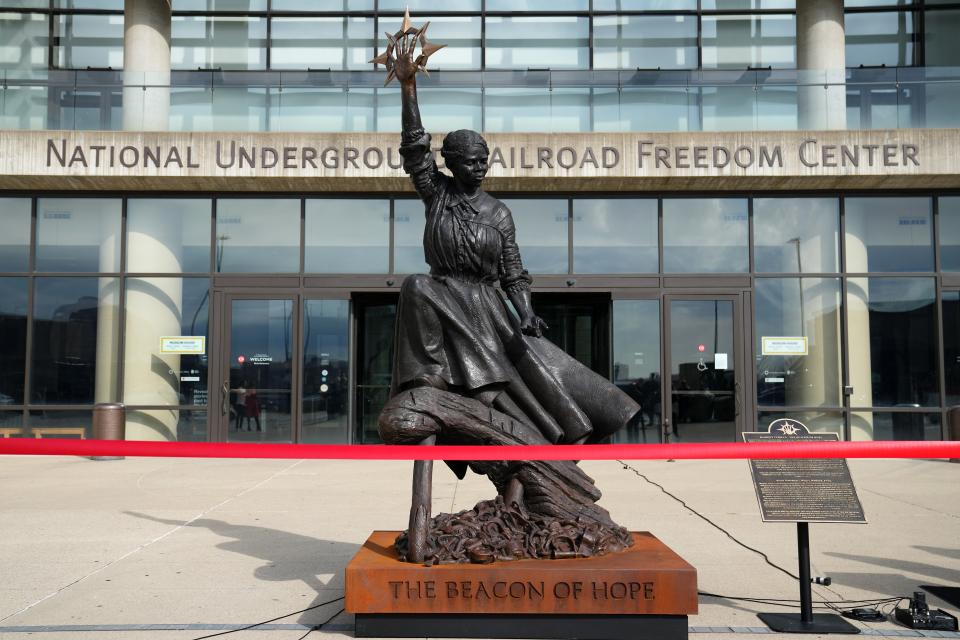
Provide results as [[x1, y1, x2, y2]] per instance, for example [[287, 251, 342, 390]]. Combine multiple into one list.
[[1, 192, 958, 442]]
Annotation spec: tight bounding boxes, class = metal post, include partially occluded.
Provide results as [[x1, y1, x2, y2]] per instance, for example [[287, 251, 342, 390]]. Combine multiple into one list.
[[798, 522, 814, 625]]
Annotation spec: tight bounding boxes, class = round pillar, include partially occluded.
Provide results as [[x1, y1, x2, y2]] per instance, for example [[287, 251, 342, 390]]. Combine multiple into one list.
[[123, 0, 171, 131], [797, 0, 847, 130]]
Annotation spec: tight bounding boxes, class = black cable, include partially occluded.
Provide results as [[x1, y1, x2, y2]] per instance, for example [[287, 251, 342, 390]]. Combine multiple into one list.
[[293, 606, 345, 640], [617, 460, 800, 581], [698, 590, 903, 609], [190, 596, 345, 640]]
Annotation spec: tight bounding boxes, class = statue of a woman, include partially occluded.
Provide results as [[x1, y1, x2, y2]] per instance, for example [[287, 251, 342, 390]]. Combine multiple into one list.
[[377, 17, 641, 564]]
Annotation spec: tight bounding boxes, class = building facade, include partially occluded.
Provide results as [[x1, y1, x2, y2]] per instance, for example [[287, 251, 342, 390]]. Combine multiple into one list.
[[2, 0, 960, 444]]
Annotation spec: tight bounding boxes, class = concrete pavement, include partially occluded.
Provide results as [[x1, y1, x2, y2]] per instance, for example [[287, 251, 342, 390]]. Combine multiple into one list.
[[0, 454, 957, 640]]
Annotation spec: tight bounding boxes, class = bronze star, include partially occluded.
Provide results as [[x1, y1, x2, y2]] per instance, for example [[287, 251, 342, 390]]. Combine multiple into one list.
[[369, 8, 446, 86]]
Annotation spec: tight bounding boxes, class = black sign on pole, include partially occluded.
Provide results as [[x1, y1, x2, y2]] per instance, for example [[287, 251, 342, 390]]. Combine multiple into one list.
[[743, 420, 865, 524], [742, 419, 864, 635]]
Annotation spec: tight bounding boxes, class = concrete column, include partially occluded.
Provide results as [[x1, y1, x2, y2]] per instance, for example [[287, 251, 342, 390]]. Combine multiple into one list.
[[123, 208, 184, 441], [95, 249, 121, 405], [122, 0, 171, 131], [797, 0, 847, 130], [844, 214, 875, 440]]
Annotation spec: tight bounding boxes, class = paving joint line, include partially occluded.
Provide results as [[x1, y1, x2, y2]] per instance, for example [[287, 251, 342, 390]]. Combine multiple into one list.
[[0, 459, 305, 625]]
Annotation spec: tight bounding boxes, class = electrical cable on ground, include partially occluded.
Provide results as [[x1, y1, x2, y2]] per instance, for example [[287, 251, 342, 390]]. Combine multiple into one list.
[[190, 596, 344, 640], [293, 606, 345, 640], [618, 460, 800, 581]]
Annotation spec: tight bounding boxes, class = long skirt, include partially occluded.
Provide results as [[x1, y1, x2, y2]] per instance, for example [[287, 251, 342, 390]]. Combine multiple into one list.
[[392, 274, 640, 444]]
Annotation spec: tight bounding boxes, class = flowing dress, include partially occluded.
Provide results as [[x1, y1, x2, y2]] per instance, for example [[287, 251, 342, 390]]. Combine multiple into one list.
[[393, 129, 640, 446]]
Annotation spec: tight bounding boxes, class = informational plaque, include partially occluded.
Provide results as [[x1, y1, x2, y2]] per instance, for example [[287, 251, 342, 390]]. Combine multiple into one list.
[[743, 419, 866, 524]]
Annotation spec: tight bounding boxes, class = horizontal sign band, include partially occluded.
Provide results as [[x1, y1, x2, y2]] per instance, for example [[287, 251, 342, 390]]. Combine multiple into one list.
[[1, 439, 957, 460]]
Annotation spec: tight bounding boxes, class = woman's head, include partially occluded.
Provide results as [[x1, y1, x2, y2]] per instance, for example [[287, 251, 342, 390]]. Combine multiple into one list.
[[442, 129, 489, 188]]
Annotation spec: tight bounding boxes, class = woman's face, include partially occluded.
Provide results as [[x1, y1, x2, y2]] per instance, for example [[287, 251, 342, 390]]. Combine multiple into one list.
[[450, 146, 489, 188]]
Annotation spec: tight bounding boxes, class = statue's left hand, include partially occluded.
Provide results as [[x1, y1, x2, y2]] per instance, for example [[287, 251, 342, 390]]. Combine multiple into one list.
[[520, 315, 549, 338]]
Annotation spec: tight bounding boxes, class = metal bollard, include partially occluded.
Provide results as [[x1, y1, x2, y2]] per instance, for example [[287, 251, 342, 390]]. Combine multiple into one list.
[[91, 403, 125, 461], [948, 406, 960, 463]]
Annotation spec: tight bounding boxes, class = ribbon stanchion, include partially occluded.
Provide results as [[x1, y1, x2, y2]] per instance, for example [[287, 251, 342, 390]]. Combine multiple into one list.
[[1, 438, 959, 460]]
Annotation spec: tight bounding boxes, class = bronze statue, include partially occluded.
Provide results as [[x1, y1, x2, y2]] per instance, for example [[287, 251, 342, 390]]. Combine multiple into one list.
[[373, 12, 642, 565]]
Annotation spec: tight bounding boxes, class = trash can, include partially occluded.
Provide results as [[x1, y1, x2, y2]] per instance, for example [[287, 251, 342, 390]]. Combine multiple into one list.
[[948, 406, 960, 463], [91, 402, 125, 461]]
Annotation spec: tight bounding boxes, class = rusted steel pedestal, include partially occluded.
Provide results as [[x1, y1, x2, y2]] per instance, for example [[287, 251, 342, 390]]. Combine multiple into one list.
[[346, 531, 697, 640]]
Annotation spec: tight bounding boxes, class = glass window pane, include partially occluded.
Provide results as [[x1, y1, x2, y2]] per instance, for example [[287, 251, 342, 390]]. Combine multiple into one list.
[[394, 199, 428, 274], [754, 198, 839, 273], [355, 300, 395, 443], [173, 0, 266, 9], [31, 277, 119, 404], [484, 88, 589, 132], [594, 15, 698, 70], [127, 408, 207, 441], [270, 17, 373, 71], [755, 278, 842, 408], [0, 278, 28, 404], [757, 410, 844, 435], [851, 411, 940, 441], [594, 0, 695, 9], [939, 197, 960, 272], [487, 0, 587, 8], [943, 291, 960, 407], [302, 299, 349, 443], [612, 299, 661, 442], [925, 10, 960, 66], [305, 199, 388, 273], [573, 199, 657, 273], [172, 16, 266, 70], [54, 13, 123, 69], [845, 197, 933, 273], [847, 277, 938, 408], [700, 85, 756, 131], [127, 199, 211, 273], [376, 87, 482, 133], [377, 16, 480, 70], [0, 411, 23, 437], [228, 299, 293, 442], [0, 198, 31, 271], [123, 278, 209, 408], [271, 87, 375, 133], [501, 198, 568, 274], [485, 17, 589, 70], [704, 0, 794, 6], [595, 87, 692, 132], [845, 11, 916, 68], [702, 14, 796, 69], [663, 198, 748, 273], [36, 198, 121, 272], [379, 0, 477, 8], [0, 11, 48, 74], [216, 199, 299, 273], [272, 0, 372, 9], [170, 86, 269, 132], [28, 410, 92, 438]]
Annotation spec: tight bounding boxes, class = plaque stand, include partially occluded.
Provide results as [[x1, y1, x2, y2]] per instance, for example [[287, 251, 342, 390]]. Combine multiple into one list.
[[757, 523, 859, 634]]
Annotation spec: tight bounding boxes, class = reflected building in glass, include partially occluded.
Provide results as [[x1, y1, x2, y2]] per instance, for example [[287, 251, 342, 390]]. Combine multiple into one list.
[[1, 0, 959, 444]]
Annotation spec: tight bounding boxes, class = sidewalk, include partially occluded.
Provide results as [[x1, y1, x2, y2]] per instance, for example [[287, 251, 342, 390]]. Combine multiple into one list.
[[0, 454, 957, 640]]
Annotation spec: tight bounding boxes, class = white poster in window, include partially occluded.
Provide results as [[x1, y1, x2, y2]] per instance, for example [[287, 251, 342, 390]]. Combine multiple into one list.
[[714, 353, 728, 370], [761, 336, 808, 356], [160, 336, 206, 354]]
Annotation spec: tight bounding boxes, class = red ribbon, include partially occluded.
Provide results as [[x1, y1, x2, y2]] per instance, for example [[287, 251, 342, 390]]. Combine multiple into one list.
[[1, 439, 958, 460]]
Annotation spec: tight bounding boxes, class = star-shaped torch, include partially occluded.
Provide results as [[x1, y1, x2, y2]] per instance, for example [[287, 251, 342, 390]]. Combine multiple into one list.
[[369, 8, 446, 86]]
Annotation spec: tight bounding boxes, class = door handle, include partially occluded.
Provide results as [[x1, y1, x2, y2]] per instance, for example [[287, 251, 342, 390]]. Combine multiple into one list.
[[221, 381, 229, 416]]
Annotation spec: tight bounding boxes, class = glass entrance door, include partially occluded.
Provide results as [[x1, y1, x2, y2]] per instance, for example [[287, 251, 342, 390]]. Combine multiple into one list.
[[665, 295, 742, 442], [221, 296, 296, 442]]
